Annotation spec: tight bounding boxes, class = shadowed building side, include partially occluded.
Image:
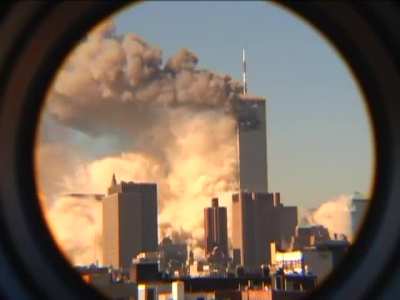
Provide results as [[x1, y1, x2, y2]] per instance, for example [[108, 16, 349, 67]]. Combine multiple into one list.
[[350, 192, 368, 241], [204, 198, 228, 258], [232, 192, 297, 271], [232, 192, 255, 268], [232, 192, 275, 270], [103, 174, 158, 271], [277, 205, 298, 244]]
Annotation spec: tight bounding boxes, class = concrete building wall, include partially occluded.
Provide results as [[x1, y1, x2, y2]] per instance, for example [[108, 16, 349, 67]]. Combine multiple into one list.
[[302, 250, 333, 284], [103, 193, 120, 267], [204, 199, 228, 257], [242, 193, 257, 269], [96, 283, 137, 300], [232, 192, 298, 270], [172, 281, 184, 300], [232, 192, 276, 270], [242, 290, 272, 300], [119, 191, 143, 269], [236, 96, 268, 194], [103, 179, 158, 270], [272, 290, 308, 300], [278, 206, 298, 243], [232, 193, 244, 266], [253, 193, 275, 267], [217, 207, 228, 256], [351, 197, 368, 240], [232, 192, 257, 269], [139, 184, 158, 252], [182, 292, 216, 300]]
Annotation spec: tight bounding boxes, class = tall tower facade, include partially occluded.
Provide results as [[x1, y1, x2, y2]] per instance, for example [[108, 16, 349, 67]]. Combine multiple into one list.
[[204, 198, 228, 257], [236, 48, 268, 193], [231, 50, 298, 271], [102, 174, 158, 270], [235, 96, 268, 194], [350, 192, 368, 241]]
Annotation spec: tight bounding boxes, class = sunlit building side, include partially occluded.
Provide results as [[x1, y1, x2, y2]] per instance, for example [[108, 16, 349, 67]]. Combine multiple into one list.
[[102, 174, 158, 270]]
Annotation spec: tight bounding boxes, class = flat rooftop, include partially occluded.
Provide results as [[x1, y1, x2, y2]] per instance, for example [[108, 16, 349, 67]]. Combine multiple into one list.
[[238, 94, 266, 101]]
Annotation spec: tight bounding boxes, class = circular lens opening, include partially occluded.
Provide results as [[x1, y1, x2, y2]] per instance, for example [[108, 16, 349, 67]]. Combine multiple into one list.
[[34, 2, 375, 298]]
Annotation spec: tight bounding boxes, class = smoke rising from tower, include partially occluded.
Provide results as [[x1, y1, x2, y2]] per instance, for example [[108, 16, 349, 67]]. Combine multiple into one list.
[[36, 19, 243, 264], [36, 19, 361, 265]]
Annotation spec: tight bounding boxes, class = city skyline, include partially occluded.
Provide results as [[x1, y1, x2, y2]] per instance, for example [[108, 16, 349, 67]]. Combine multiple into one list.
[[36, 1, 373, 268], [113, 1, 373, 207]]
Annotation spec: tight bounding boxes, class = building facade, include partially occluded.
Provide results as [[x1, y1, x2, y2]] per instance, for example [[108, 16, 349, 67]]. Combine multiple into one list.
[[204, 198, 229, 258], [102, 174, 158, 270], [350, 192, 368, 241], [235, 95, 269, 193], [270, 240, 349, 284], [232, 94, 300, 271], [293, 225, 330, 250], [232, 192, 297, 271]]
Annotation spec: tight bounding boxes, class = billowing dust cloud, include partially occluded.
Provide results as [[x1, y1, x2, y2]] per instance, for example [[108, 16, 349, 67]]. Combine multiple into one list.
[[36, 19, 241, 265], [301, 195, 354, 241]]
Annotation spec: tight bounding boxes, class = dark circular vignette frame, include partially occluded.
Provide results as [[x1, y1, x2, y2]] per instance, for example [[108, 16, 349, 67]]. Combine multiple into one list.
[[0, 1, 399, 300]]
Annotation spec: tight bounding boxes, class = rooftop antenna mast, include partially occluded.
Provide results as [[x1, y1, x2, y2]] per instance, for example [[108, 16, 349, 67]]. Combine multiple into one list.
[[242, 48, 247, 95]]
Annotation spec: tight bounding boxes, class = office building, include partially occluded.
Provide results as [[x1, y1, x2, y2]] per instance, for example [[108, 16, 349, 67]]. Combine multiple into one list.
[[231, 52, 299, 271], [232, 192, 297, 270], [102, 174, 158, 270], [77, 265, 136, 300], [234, 49, 269, 194], [274, 193, 298, 244], [204, 198, 228, 258], [270, 239, 349, 284], [132, 260, 314, 300], [293, 225, 330, 249], [350, 192, 368, 240], [235, 95, 269, 193]]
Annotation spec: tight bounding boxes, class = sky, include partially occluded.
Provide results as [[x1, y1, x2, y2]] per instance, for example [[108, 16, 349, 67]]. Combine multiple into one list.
[[111, 1, 373, 208]]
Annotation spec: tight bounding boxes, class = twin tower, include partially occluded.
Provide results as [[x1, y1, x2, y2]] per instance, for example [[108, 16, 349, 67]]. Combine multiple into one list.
[[205, 94, 297, 271], [102, 52, 297, 271]]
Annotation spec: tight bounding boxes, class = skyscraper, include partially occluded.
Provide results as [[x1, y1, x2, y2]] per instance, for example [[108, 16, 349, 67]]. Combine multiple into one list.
[[232, 192, 274, 270], [350, 192, 368, 241], [236, 49, 268, 193], [231, 51, 298, 270], [102, 174, 158, 270], [232, 192, 297, 270], [235, 95, 268, 193], [204, 198, 228, 257]]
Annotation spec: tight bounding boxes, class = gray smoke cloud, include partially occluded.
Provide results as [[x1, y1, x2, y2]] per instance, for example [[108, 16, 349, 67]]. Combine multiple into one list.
[[47, 21, 241, 139], [37, 19, 242, 264]]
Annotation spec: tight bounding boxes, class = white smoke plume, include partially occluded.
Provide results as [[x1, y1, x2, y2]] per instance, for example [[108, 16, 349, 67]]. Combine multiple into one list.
[[36, 19, 241, 264], [302, 194, 354, 241]]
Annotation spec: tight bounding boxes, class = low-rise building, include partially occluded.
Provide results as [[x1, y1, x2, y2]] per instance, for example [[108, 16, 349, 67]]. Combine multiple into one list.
[[270, 239, 349, 284], [77, 265, 136, 300], [132, 262, 313, 300]]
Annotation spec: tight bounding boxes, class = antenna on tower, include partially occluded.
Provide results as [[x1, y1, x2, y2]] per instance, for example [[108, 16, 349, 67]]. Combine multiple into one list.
[[242, 48, 247, 95]]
